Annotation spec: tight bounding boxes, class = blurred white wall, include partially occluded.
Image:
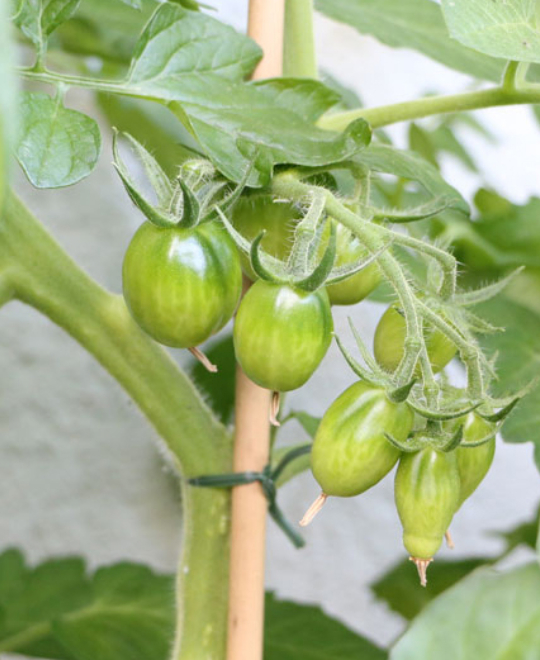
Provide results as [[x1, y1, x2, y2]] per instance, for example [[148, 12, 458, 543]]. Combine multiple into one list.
[[2, 1, 540, 649]]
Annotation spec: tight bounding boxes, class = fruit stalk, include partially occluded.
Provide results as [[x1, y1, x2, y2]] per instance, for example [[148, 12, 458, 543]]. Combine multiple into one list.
[[226, 3, 285, 659]]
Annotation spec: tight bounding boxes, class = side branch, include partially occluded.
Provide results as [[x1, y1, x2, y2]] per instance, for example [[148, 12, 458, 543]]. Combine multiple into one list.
[[318, 86, 538, 131]]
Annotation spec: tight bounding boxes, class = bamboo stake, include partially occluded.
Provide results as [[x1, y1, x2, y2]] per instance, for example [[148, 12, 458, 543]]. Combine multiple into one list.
[[247, 0, 286, 80], [226, 5, 285, 658]]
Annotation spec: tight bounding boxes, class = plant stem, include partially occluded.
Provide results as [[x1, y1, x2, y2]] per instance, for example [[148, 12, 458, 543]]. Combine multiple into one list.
[[283, 0, 318, 78], [318, 86, 540, 131], [0, 192, 232, 659]]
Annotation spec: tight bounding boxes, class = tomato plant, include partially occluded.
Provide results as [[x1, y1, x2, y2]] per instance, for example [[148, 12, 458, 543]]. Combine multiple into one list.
[[3, 0, 540, 659]]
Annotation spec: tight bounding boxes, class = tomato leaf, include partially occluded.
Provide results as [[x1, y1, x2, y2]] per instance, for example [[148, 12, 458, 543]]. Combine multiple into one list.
[[441, 0, 540, 64], [0, 549, 175, 660], [14, 0, 82, 48], [315, 0, 504, 82], [16, 92, 101, 188], [264, 592, 387, 660], [476, 295, 540, 471], [372, 557, 487, 621], [390, 563, 540, 660], [0, 0, 16, 209], [357, 143, 468, 214], [52, 0, 157, 64], [123, 3, 371, 186]]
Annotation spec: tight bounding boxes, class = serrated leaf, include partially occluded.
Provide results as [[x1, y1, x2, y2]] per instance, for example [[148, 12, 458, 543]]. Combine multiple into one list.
[[315, 0, 504, 82], [123, 3, 371, 186], [16, 92, 101, 188], [442, 0, 540, 63], [0, 549, 174, 660], [357, 143, 468, 214], [264, 592, 386, 660], [372, 557, 487, 621], [390, 563, 540, 660], [14, 0, 81, 48], [127, 2, 261, 91]]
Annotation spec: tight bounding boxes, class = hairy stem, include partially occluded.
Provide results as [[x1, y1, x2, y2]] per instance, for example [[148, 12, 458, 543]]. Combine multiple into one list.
[[0, 192, 232, 659], [273, 174, 422, 384]]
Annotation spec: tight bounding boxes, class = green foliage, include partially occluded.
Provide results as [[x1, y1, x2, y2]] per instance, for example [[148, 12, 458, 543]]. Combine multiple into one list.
[[357, 143, 468, 214], [52, 0, 157, 64], [390, 563, 540, 659], [442, 0, 540, 63], [477, 295, 540, 470], [264, 593, 386, 660], [315, 0, 503, 81], [0, 549, 175, 659], [373, 558, 486, 620], [0, 549, 388, 660], [14, 0, 81, 52], [0, 0, 16, 209], [16, 91, 101, 188]]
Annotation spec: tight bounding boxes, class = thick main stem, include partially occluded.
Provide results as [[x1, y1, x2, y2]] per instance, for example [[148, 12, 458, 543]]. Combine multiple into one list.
[[0, 193, 232, 660]]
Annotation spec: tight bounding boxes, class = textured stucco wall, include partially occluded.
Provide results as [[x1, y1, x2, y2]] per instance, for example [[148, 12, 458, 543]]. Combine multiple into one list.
[[2, 2, 540, 649]]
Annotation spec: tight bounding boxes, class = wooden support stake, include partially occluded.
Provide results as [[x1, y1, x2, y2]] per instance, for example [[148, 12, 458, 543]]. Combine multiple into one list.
[[226, 5, 285, 656]]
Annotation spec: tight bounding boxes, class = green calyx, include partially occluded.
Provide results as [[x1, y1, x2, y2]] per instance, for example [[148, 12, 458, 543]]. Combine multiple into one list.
[[113, 130, 226, 230], [218, 187, 387, 293]]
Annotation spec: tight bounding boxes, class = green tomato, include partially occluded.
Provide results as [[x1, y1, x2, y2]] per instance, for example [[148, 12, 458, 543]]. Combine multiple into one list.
[[374, 306, 457, 374], [311, 381, 413, 497], [230, 194, 300, 280], [395, 447, 460, 560], [325, 224, 382, 306], [122, 220, 242, 348], [233, 280, 333, 392], [456, 413, 496, 506]]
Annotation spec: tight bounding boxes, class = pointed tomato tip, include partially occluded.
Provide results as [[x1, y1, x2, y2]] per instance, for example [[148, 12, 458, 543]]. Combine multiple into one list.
[[189, 346, 218, 373], [410, 557, 433, 587], [299, 492, 328, 527]]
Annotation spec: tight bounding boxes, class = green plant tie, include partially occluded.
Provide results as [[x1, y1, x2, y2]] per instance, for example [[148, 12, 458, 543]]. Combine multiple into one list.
[[188, 444, 311, 548]]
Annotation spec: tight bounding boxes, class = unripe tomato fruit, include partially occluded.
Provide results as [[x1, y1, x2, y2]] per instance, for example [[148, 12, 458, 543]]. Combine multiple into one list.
[[233, 281, 332, 391], [230, 194, 300, 280], [325, 225, 382, 306], [311, 381, 413, 497], [374, 306, 457, 374], [395, 447, 460, 560], [123, 221, 242, 347], [456, 413, 496, 506]]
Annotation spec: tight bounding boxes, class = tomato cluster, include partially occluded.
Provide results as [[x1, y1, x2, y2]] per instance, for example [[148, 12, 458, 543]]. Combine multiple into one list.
[[308, 385, 496, 584], [116, 138, 500, 586]]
